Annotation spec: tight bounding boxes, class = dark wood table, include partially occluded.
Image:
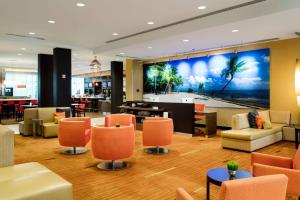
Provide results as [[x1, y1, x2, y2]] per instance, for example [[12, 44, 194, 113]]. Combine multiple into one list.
[[21, 105, 38, 109], [295, 125, 300, 149], [206, 168, 253, 200], [194, 111, 217, 137]]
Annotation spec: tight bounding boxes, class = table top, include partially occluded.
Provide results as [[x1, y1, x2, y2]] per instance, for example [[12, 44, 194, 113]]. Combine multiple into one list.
[[195, 111, 217, 114], [21, 105, 38, 108], [207, 168, 253, 186], [118, 106, 165, 112]]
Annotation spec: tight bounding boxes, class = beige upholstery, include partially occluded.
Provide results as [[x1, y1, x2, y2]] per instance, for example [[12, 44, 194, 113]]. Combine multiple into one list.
[[19, 107, 59, 138], [0, 162, 73, 200], [19, 108, 38, 136], [221, 110, 290, 152], [0, 126, 14, 167]]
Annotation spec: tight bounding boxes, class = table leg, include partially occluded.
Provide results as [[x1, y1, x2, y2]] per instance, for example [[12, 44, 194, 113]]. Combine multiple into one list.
[[206, 177, 210, 200], [295, 129, 299, 149]]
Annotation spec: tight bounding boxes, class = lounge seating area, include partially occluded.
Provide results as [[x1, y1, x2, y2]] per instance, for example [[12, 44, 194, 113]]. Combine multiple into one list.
[[2, 1, 300, 199]]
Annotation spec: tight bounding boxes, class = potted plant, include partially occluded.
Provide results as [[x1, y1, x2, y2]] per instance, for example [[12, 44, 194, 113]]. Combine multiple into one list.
[[227, 161, 239, 176]]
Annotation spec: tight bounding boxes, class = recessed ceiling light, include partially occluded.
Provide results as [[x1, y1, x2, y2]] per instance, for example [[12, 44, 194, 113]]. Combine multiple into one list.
[[48, 20, 56, 24], [198, 5, 207, 10], [76, 3, 85, 7], [17, 53, 22, 56], [148, 46, 153, 49], [120, 52, 125, 55], [28, 32, 35, 35], [183, 39, 189, 42], [20, 47, 26, 51], [147, 21, 154, 25], [112, 33, 119, 36], [232, 29, 239, 33]]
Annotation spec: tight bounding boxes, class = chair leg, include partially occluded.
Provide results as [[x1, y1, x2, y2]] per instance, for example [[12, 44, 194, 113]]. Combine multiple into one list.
[[97, 160, 128, 171], [144, 146, 169, 154], [62, 147, 88, 155]]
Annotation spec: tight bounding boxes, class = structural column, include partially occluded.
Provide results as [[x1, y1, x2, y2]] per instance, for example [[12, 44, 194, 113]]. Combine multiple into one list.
[[111, 61, 123, 113], [53, 48, 72, 107], [38, 54, 54, 107]]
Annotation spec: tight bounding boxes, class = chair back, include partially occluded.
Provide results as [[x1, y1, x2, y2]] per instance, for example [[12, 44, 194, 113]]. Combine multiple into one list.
[[61, 117, 91, 130], [18, 100, 26, 105], [194, 104, 205, 112], [219, 175, 288, 200], [104, 114, 136, 128], [143, 118, 173, 146], [31, 100, 38, 105], [91, 125, 135, 160], [7, 101, 14, 106], [176, 188, 194, 200], [293, 148, 300, 169], [58, 119, 88, 147]]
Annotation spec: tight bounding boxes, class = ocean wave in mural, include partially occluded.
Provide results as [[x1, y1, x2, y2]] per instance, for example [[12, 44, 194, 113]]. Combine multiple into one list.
[[143, 48, 270, 108]]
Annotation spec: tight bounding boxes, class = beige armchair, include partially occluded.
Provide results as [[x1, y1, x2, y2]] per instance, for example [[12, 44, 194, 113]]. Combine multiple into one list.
[[0, 125, 73, 200], [19, 107, 60, 138], [38, 107, 58, 138]]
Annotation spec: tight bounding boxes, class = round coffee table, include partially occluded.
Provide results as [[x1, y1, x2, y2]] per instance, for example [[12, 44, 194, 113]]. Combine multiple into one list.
[[206, 168, 253, 200]]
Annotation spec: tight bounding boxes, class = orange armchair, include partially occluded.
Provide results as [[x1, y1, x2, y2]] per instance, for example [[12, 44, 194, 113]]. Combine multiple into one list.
[[58, 117, 91, 155], [91, 125, 135, 171], [142, 117, 173, 154], [104, 113, 136, 129], [194, 103, 205, 120], [176, 175, 288, 200], [251, 149, 300, 199]]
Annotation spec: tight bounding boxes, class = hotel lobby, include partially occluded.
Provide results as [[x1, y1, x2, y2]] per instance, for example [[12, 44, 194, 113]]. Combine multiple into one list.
[[1, 0, 300, 199]]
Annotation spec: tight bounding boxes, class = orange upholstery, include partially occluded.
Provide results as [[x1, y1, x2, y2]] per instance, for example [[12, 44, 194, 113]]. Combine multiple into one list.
[[91, 125, 135, 160], [251, 149, 300, 196], [58, 117, 91, 147], [142, 118, 173, 147], [176, 188, 194, 200], [194, 104, 205, 120], [219, 174, 288, 200], [104, 114, 136, 129], [176, 175, 287, 200]]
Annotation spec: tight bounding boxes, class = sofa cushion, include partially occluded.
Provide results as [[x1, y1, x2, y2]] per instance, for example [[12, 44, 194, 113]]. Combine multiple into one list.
[[38, 108, 56, 123], [256, 115, 264, 129], [0, 125, 14, 167], [233, 113, 250, 130], [43, 123, 58, 138], [222, 123, 284, 141], [258, 110, 271, 122], [270, 111, 290, 125], [248, 110, 259, 128], [263, 120, 272, 129], [0, 162, 73, 200]]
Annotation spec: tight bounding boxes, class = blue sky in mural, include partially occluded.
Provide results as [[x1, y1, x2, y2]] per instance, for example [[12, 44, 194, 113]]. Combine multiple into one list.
[[169, 48, 270, 91]]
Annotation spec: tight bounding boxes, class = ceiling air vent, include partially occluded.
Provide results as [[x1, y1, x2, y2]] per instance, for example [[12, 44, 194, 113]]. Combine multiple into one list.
[[105, 0, 267, 43], [6, 33, 45, 41]]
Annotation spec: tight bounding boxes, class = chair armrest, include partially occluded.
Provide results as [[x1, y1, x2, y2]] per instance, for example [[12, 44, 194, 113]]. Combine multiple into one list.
[[251, 152, 293, 169], [253, 163, 300, 196], [176, 188, 194, 200]]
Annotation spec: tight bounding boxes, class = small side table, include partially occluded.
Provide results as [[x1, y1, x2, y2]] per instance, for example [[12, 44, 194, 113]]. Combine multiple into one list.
[[206, 168, 253, 200], [295, 125, 300, 149], [32, 119, 43, 138]]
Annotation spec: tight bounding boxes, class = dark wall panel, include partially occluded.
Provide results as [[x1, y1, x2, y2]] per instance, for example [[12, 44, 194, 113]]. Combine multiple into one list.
[[111, 61, 123, 113], [38, 54, 54, 107], [53, 48, 72, 107]]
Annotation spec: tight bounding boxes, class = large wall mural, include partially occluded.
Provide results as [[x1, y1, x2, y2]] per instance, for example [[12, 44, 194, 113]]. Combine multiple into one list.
[[143, 48, 270, 108]]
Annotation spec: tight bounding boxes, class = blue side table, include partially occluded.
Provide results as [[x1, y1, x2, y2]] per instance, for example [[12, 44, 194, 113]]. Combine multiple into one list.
[[206, 168, 253, 200]]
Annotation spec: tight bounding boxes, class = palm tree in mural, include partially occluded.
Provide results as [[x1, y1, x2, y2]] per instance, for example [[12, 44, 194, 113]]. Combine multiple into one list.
[[198, 82, 204, 94], [162, 65, 183, 93], [220, 54, 247, 91]]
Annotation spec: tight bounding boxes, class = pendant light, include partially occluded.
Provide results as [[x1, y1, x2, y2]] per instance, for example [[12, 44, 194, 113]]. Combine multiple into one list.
[[89, 56, 101, 71]]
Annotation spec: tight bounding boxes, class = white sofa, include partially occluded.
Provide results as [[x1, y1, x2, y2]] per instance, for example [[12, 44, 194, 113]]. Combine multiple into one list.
[[221, 110, 291, 152], [0, 125, 73, 200]]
